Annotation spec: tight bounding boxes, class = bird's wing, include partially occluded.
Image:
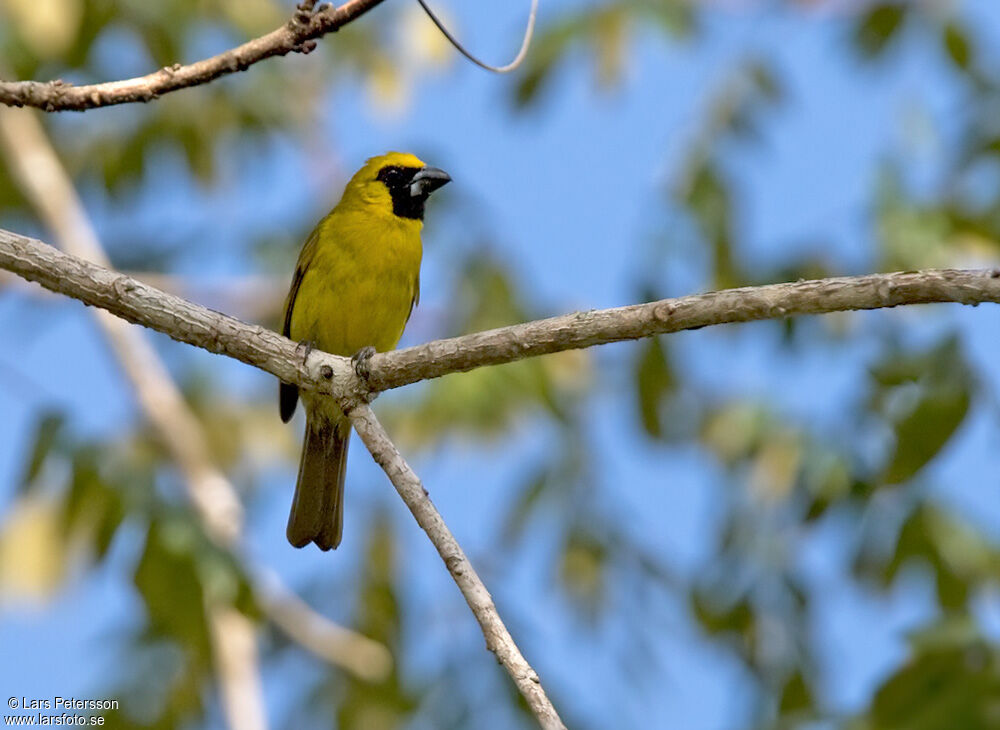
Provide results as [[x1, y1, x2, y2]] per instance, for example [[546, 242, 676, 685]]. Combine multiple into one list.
[[279, 226, 321, 423], [282, 226, 320, 339], [406, 274, 420, 325]]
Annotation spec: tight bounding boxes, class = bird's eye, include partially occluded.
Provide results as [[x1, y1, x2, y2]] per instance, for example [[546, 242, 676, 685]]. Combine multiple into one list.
[[378, 166, 404, 187]]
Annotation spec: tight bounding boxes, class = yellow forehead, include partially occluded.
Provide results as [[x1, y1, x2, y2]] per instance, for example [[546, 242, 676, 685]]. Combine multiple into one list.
[[362, 152, 425, 177]]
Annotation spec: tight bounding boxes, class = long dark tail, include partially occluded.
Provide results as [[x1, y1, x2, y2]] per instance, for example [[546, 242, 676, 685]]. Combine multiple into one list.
[[287, 410, 349, 550]]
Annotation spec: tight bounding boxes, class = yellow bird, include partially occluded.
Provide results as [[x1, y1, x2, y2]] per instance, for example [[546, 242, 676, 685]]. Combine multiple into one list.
[[280, 152, 450, 550]]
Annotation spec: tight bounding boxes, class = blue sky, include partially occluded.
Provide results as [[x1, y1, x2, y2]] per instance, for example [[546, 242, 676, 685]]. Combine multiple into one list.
[[2, 1, 999, 728]]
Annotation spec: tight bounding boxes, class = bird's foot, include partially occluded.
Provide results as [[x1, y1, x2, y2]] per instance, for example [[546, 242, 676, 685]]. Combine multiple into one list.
[[351, 346, 379, 403], [295, 340, 316, 365], [352, 346, 376, 381]]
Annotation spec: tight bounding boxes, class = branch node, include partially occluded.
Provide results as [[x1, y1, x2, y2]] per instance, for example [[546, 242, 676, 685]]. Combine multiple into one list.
[[112, 274, 137, 299], [654, 301, 676, 321], [320, 364, 334, 379]]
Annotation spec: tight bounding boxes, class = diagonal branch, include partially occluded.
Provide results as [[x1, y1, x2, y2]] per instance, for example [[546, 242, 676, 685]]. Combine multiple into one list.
[[348, 403, 567, 730], [0, 0, 389, 112], [0, 107, 262, 730], [0, 108, 391, 695]]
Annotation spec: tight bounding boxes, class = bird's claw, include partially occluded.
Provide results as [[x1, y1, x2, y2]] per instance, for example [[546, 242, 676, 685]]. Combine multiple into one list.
[[352, 346, 378, 403], [295, 340, 315, 365], [351, 346, 376, 381]]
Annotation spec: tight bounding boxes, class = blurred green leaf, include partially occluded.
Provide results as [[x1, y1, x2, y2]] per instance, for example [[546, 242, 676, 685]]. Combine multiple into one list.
[[133, 519, 212, 661], [502, 468, 549, 545], [942, 21, 973, 72], [634, 336, 675, 439], [62, 448, 125, 559], [778, 669, 815, 715], [882, 386, 969, 485], [18, 411, 65, 490], [853, 4, 908, 59], [336, 515, 419, 730], [559, 529, 607, 620], [690, 590, 753, 639], [683, 160, 740, 288], [869, 504, 1000, 610], [870, 336, 973, 485], [512, 0, 693, 107], [856, 633, 1000, 730]]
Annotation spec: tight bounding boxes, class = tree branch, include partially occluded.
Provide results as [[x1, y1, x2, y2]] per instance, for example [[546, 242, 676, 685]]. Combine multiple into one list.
[[0, 0, 389, 112], [2, 226, 997, 402], [366, 267, 1000, 391], [348, 403, 567, 730]]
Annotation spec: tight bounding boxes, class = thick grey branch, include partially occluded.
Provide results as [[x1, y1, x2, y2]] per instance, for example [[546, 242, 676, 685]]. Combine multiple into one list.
[[2, 227, 999, 401], [348, 404, 567, 730], [0, 0, 388, 112], [0, 226, 329, 387]]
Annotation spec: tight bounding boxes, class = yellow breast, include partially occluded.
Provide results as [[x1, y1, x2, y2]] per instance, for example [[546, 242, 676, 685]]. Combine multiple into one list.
[[289, 208, 422, 356]]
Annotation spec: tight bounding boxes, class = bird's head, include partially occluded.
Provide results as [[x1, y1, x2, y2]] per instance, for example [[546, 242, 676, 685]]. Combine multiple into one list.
[[343, 152, 451, 221]]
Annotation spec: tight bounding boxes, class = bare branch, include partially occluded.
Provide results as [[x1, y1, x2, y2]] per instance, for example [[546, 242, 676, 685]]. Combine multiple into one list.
[[0, 108, 390, 692], [348, 403, 567, 730], [254, 568, 393, 681], [0, 0, 389, 112], [365, 268, 1000, 390], [2, 226, 999, 402]]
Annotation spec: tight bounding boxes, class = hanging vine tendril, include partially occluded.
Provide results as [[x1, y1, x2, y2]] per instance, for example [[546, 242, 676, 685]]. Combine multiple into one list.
[[416, 0, 538, 74]]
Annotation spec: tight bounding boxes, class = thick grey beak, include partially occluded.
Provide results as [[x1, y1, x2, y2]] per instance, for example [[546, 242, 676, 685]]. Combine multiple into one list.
[[409, 166, 451, 197]]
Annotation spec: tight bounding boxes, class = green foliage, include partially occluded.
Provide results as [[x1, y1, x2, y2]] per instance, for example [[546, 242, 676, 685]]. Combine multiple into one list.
[[853, 4, 909, 59], [134, 520, 214, 662], [513, 0, 694, 107], [633, 336, 675, 439], [2, 1, 999, 729], [869, 336, 973, 485], [941, 21, 973, 72], [335, 516, 420, 730], [18, 410, 65, 488], [852, 623, 1000, 730]]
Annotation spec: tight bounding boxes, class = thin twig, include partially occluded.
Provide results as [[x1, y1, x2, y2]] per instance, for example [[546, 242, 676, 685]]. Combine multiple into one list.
[[348, 403, 567, 730], [416, 0, 538, 73], [0, 0, 389, 112]]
